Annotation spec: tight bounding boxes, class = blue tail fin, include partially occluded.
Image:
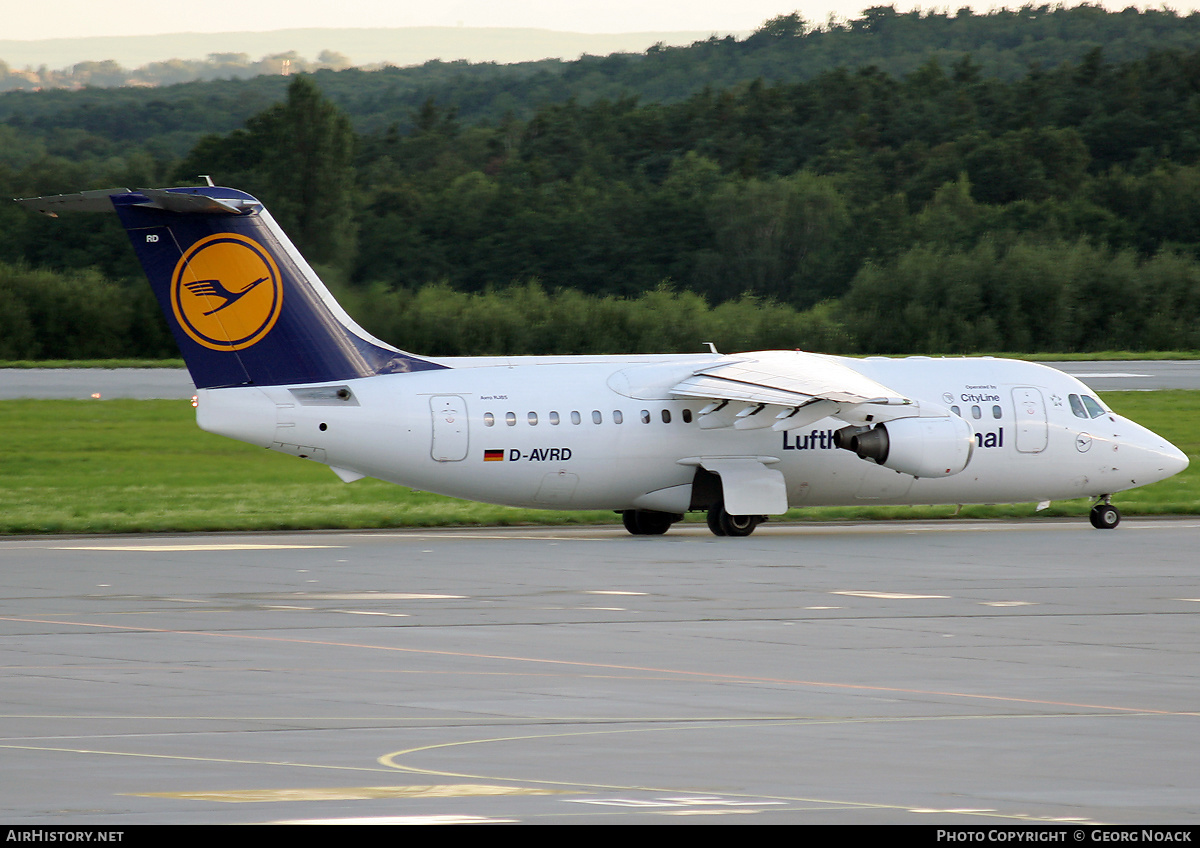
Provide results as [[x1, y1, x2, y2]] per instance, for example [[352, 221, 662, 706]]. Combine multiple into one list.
[[18, 186, 445, 388]]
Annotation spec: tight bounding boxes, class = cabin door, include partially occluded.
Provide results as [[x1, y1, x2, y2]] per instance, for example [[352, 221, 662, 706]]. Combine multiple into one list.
[[1012, 387, 1048, 453], [430, 395, 469, 462]]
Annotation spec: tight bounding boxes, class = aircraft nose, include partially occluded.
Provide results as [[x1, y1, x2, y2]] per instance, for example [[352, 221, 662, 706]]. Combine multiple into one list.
[[1112, 416, 1189, 485], [1161, 441, 1190, 479]]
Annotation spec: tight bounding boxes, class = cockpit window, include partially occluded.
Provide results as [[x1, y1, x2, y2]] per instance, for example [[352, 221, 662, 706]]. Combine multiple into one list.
[[1081, 395, 1107, 418], [1070, 393, 1108, 419]]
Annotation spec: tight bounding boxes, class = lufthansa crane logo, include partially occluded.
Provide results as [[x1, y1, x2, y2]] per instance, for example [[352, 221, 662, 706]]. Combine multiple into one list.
[[171, 233, 283, 351]]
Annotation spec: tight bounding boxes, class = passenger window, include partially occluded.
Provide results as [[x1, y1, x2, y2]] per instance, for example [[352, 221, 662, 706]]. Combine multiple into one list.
[[571, 411, 581, 425], [661, 409, 672, 424], [592, 410, 603, 424], [505, 412, 516, 426], [971, 405, 982, 419], [528, 412, 538, 426], [992, 405, 1002, 419], [1069, 394, 1088, 419], [484, 412, 495, 427], [549, 411, 560, 425], [951, 405, 961, 417], [682, 409, 693, 423], [640, 410, 651, 424], [613, 410, 623, 424]]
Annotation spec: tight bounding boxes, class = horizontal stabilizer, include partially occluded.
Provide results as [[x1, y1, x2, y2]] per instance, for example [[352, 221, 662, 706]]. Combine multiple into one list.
[[16, 186, 260, 216], [16, 188, 132, 216]]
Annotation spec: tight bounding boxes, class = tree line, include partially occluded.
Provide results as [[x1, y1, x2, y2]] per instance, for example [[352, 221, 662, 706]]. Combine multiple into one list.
[[6, 7, 1200, 359]]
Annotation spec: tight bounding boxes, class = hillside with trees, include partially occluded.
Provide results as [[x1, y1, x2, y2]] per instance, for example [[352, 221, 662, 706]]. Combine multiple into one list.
[[5, 5, 1200, 360]]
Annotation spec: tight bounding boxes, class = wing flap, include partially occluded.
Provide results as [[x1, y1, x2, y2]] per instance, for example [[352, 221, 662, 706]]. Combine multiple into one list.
[[670, 351, 909, 429]]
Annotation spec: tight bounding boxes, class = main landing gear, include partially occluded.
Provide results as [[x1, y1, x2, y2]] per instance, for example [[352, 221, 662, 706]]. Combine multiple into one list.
[[1089, 497, 1120, 530], [706, 504, 764, 537], [619, 506, 766, 536], [621, 509, 681, 535]]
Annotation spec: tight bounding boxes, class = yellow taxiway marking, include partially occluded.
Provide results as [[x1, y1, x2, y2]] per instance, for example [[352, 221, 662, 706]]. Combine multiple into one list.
[[373, 716, 1125, 823], [132, 784, 569, 803], [51, 544, 342, 552]]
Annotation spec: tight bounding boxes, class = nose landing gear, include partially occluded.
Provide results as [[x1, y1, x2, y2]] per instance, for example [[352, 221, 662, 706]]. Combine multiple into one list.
[[1089, 497, 1120, 529]]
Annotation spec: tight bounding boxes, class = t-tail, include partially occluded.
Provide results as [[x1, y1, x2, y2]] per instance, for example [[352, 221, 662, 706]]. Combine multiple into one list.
[[17, 186, 445, 388]]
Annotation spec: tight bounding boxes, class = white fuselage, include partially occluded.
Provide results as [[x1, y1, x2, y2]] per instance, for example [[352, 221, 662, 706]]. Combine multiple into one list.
[[195, 354, 1187, 512]]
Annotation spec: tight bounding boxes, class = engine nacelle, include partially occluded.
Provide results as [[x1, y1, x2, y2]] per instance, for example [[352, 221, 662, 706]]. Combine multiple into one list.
[[834, 415, 974, 478]]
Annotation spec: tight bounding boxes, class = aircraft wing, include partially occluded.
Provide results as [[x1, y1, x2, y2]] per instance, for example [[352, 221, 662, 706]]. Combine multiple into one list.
[[669, 350, 911, 431]]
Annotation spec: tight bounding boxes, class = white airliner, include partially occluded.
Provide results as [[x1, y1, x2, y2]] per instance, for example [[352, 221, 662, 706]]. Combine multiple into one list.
[[18, 186, 1189, 535]]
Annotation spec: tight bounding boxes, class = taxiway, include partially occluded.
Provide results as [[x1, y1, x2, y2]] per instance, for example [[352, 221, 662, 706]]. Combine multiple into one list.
[[2, 521, 1198, 824]]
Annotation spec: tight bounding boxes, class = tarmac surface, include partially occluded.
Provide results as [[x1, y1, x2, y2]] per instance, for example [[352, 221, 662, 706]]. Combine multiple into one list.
[[2, 521, 1198, 824], [0, 368, 195, 400]]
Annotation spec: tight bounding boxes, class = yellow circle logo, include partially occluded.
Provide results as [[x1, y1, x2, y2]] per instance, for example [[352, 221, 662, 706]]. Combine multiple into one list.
[[171, 233, 283, 351]]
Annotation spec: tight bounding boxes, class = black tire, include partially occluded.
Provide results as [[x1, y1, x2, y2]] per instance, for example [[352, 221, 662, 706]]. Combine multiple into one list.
[[623, 509, 675, 535], [707, 506, 727, 536], [707, 504, 761, 537], [1090, 503, 1120, 530], [720, 511, 762, 537]]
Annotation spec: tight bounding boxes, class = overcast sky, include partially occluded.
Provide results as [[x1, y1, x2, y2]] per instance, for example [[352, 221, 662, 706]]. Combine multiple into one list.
[[6, 1, 1194, 41]]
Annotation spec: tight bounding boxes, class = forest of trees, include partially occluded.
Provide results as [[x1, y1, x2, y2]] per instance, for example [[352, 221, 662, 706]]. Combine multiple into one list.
[[5, 5, 1200, 360]]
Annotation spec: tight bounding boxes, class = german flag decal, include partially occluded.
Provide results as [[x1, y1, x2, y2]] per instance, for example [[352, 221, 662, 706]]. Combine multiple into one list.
[[483, 449, 505, 462]]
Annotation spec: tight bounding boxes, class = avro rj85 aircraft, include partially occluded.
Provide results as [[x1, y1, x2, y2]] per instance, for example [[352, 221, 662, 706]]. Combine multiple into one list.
[[18, 185, 1189, 535]]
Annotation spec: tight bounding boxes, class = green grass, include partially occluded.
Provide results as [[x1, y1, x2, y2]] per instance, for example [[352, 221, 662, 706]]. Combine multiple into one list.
[[0, 399, 614, 535], [0, 393, 1196, 535]]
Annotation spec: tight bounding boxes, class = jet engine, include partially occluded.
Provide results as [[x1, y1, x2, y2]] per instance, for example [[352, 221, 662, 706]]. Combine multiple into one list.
[[834, 415, 974, 478]]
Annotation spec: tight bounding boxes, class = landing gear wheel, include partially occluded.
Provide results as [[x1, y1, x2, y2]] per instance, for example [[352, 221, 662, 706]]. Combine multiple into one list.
[[722, 512, 762, 537], [622, 509, 675, 535], [706, 504, 763, 537], [706, 506, 727, 536], [1090, 502, 1120, 529]]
